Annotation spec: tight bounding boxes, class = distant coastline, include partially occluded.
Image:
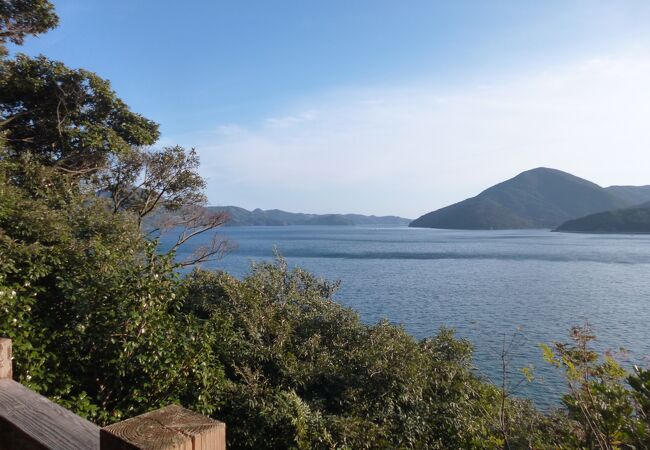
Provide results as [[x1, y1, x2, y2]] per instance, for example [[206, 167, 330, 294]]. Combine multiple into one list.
[[207, 206, 411, 227]]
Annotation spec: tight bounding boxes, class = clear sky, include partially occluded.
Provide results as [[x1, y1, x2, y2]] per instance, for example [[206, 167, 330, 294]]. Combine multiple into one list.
[[14, 0, 650, 217]]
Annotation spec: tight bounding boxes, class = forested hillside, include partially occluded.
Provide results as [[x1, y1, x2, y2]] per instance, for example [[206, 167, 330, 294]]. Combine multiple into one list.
[[556, 203, 650, 233], [411, 168, 632, 229]]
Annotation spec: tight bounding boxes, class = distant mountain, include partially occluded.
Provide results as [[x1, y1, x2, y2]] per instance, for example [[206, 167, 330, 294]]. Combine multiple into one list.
[[410, 168, 632, 230], [206, 206, 410, 227], [604, 185, 650, 205], [555, 201, 650, 233]]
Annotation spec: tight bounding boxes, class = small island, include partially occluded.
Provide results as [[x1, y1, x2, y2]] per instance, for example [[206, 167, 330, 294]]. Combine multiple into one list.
[[555, 203, 650, 233]]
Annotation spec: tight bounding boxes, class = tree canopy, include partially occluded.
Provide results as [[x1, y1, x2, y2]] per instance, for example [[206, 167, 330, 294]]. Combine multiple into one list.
[[0, 0, 58, 55], [0, 55, 160, 172]]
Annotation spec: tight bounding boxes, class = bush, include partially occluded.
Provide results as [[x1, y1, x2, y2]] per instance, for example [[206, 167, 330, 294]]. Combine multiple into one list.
[[543, 324, 650, 449], [0, 157, 225, 424], [181, 261, 547, 449]]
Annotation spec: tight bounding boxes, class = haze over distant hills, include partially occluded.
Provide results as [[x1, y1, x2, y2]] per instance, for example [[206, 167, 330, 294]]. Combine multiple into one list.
[[603, 186, 650, 205], [206, 206, 411, 227], [410, 168, 650, 230]]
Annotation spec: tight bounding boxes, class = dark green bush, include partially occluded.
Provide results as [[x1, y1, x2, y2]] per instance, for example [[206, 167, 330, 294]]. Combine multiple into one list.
[[0, 157, 225, 423], [181, 263, 553, 449]]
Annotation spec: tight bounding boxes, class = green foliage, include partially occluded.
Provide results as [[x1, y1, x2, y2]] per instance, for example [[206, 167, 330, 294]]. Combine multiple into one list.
[[0, 2, 229, 428], [2, 129, 649, 450], [0, 54, 159, 171], [628, 367, 650, 445], [1, 158, 553, 448], [103, 145, 206, 216], [0, 156, 225, 424], [181, 262, 552, 449], [543, 324, 650, 449], [0, 0, 58, 55]]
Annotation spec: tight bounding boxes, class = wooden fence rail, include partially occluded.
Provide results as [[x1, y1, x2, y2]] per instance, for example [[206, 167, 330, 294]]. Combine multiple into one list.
[[0, 338, 225, 450]]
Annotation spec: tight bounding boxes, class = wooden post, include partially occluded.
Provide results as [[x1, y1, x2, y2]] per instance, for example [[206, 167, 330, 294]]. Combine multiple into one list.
[[0, 377, 100, 450], [0, 338, 11, 379], [101, 404, 225, 450], [0, 338, 226, 450]]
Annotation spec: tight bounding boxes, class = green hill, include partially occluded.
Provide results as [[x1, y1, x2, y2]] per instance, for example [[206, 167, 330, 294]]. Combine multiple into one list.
[[408, 197, 534, 230], [410, 168, 631, 230], [555, 202, 650, 233]]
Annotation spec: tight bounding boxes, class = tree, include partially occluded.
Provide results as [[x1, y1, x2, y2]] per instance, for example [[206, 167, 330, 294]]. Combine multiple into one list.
[[0, 55, 159, 172], [0, 154, 227, 424], [103, 146, 207, 222], [0, 0, 58, 56], [542, 324, 647, 449], [0, 1, 230, 424], [101, 145, 230, 266]]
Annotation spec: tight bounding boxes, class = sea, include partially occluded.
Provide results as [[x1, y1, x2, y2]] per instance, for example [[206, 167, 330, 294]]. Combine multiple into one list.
[[165, 225, 650, 409]]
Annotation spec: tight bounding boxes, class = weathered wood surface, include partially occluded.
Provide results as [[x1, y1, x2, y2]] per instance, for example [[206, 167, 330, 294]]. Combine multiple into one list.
[[0, 338, 11, 379], [101, 404, 225, 450], [0, 378, 100, 450]]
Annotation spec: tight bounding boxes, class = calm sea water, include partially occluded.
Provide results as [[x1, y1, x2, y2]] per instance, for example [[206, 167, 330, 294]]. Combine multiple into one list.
[[168, 226, 650, 408]]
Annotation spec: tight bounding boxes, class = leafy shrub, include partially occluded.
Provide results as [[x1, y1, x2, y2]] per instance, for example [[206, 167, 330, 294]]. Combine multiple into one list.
[[0, 156, 225, 423], [182, 262, 549, 449], [543, 324, 650, 449]]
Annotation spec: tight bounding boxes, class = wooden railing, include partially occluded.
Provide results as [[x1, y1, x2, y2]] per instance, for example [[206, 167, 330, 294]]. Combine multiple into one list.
[[0, 338, 226, 450]]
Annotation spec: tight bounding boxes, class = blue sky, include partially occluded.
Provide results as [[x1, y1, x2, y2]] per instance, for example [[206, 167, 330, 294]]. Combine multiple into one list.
[[15, 0, 650, 217]]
